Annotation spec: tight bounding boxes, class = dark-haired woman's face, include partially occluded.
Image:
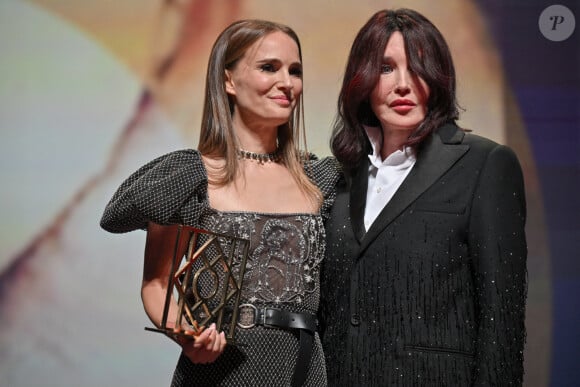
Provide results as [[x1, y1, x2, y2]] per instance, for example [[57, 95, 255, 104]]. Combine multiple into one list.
[[369, 31, 429, 135]]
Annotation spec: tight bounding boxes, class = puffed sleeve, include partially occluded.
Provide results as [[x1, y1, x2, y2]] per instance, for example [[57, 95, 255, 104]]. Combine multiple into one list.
[[100, 149, 208, 233], [469, 144, 527, 385], [305, 156, 342, 221]]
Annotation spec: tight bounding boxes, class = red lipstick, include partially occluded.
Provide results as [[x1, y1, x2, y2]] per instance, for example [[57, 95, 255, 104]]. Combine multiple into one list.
[[390, 99, 416, 113]]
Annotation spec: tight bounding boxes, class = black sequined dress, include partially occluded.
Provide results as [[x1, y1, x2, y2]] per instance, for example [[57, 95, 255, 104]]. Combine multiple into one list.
[[100, 150, 339, 386]]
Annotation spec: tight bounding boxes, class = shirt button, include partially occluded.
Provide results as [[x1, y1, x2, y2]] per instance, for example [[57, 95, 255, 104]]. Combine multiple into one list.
[[377, 187, 382, 193], [350, 314, 361, 326]]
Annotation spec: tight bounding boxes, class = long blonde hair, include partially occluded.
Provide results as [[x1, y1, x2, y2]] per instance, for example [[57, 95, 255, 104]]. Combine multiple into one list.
[[197, 19, 321, 205]]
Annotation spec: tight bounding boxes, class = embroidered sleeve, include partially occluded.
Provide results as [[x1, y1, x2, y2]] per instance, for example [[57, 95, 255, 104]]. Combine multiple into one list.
[[100, 149, 208, 233]]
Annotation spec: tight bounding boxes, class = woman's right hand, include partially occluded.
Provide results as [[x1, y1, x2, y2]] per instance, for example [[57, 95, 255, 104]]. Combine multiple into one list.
[[179, 323, 227, 364], [142, 224, 227, 364]]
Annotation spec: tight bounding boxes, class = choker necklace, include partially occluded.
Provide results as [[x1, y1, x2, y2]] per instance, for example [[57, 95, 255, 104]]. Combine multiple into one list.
[[238, 148, 281, 164]]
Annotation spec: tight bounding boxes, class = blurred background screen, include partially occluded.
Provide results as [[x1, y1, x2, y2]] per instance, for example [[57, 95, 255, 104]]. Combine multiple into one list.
[[0, 0, 578, 386]]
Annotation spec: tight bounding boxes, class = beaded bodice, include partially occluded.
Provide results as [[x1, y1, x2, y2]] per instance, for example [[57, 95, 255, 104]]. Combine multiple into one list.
[[199, 209, 324, 312]]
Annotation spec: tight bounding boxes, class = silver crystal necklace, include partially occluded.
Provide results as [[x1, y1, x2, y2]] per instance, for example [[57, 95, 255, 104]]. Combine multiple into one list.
[[238, 148, 281, 164]]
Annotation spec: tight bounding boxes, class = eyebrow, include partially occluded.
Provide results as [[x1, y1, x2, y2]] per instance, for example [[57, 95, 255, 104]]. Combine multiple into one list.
[[256, 58, 302, 65], [256, 58, 280, 63]]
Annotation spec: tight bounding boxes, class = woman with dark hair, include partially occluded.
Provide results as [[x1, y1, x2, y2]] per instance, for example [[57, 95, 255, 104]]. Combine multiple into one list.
[[101, 19, 338, 386], [320, 8, 527, 385]]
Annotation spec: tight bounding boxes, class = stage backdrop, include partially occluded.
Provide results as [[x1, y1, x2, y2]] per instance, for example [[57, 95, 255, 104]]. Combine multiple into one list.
[[0, 0, 577, 386]]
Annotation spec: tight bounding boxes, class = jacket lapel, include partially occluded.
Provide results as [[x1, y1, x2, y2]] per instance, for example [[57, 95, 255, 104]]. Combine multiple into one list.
[[349, 160, 369, 243], [358, 124, 469, 255]]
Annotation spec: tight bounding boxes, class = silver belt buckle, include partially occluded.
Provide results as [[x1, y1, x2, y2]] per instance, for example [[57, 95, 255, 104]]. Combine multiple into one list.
[[237, 304, 258, 329]]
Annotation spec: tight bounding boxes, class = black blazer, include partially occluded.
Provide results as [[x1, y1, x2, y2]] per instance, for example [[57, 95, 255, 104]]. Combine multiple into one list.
[[321, 123, 527, 386]]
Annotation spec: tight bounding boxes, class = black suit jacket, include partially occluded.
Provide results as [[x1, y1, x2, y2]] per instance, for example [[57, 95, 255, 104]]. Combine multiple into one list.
[[321, 123, 527, 386]]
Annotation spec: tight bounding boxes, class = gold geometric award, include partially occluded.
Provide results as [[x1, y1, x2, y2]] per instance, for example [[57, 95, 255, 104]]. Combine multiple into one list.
[[145, 224, 250, 344]]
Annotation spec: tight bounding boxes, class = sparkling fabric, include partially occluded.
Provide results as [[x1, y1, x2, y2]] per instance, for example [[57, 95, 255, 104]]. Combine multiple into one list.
[[321, 125, 527, 386], [200, 210, 324, 307], [100, 149, 340, 386]]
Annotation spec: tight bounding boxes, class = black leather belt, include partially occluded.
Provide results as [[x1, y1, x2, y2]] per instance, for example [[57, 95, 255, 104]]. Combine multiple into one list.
[[237, 304, 317, 331], [237, 304, 316, 387]]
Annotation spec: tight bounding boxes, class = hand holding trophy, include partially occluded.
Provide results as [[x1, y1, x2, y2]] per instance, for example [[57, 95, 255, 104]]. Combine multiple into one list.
[[145, 224, 249, 345]]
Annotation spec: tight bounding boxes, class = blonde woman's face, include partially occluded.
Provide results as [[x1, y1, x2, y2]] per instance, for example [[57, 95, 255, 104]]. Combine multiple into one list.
[[225, 31, 303, 130]]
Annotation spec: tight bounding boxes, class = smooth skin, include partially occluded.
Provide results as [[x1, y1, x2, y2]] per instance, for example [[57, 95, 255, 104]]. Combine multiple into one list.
[[369, 31, 430, 158], [213, 30, 316, 214]]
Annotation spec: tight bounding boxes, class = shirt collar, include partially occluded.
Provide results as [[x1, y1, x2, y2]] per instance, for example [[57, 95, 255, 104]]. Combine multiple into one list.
[[364, 125, 416, 168]]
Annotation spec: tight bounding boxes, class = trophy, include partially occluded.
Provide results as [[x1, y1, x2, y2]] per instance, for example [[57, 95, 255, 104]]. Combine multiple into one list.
[[145, 224, 250, 343]]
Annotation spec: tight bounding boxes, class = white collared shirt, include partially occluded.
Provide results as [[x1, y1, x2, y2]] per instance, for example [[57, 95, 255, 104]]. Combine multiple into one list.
[[364, 126, 416, 231]]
